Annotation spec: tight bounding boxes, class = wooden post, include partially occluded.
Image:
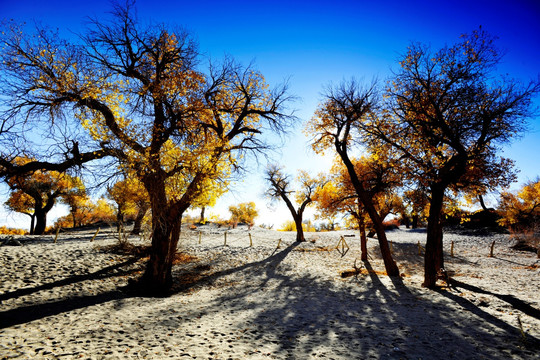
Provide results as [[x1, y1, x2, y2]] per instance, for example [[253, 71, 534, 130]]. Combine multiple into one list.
[[451, 241, 454, 257], [54, 228, 60, 244], [90, 227, 100, 242], [489, 240, 495, 257], [198, 231, 201, 244], [224, 232, 227, 246], [389, 240, 394, 254], [417, 240, 423, 256], [276, 238, 282, 249], [249, 232, 253, 247]]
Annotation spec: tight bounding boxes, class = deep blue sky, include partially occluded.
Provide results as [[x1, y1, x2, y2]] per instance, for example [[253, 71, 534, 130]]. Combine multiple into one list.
[[1, 0, 539, 227]]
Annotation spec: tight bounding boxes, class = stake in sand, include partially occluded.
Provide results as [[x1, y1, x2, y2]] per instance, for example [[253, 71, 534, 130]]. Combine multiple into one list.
[[90, 227, 100, 242]]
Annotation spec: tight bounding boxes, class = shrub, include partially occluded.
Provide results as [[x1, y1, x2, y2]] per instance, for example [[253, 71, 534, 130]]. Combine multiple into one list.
[[0, 226, 27, 235]]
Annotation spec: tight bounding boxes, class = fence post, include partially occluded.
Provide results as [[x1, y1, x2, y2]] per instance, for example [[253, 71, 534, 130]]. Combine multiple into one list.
[[90, 227, 100, 242], [224, 231, 227, 246], [489, 241, 495, 257], [198, 231, 201, 244], [54, 228, 60, 244], [451, 241, 454, 257], [249, 232, 253, 247]]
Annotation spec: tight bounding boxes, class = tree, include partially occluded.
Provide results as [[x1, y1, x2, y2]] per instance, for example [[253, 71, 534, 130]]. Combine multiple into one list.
[[498, 179, 540, 232], [60, 176, 89, 228], [372, 29, 539, 287], [265, 165, 325, 243], [228, 202, 258, 227], [107, 176, 150, 233], [0, 3, 294, 294], [314, 156, 402, 261], [307, 81, 400, 276], [4, 158, 83, 234]]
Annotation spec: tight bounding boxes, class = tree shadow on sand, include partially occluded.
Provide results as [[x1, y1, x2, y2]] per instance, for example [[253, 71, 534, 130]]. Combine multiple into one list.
[[147, 243, 540, 359], [0, 257, 142, 329]]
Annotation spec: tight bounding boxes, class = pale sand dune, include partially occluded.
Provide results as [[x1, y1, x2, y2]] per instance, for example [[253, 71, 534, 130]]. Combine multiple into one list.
[[1, 225, 539, 359]]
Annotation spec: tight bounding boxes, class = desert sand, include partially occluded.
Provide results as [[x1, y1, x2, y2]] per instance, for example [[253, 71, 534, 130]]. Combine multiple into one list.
[[1, 224, 539, 359]]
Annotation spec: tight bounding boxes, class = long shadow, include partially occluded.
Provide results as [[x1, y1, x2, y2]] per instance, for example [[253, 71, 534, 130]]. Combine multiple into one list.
[[449, 279, 540, 321], [0, 257, 143, 329], [172, 241, 300, 294], [0, 289, 127, 329], [0, 257, 141, 302], [155, 249, 537, 359]]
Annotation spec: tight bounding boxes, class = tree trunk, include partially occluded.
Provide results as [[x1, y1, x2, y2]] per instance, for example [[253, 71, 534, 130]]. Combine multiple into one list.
[[33, 207, 47, 235], [199, 206, 206, 224], [423, 185, 446, 288], [478, 195, 489, 212], [137, 204, 183, 295], [338, 150, 399, 276], [412, 214, 419, 229], [29, 214, 35, 235], [294, 215, 305, 242], [359, 216, 368, 261], [131, 205, 149, 235], [136, 173, 191, 295]]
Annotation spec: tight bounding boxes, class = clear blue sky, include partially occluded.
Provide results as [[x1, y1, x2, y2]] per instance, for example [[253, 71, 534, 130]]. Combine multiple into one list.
[[1, 0, 539, 228]]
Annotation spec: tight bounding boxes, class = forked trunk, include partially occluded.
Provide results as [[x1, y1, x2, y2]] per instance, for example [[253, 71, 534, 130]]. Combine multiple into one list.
[[423, 185, 445, 288]]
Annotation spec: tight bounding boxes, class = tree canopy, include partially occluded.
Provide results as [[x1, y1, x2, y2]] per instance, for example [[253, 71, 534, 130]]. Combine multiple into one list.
[[0, 3, 295, 294]]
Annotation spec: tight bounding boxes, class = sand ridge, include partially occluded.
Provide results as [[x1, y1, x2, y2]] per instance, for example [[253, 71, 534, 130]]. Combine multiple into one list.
[[1, 225, 539, 359]]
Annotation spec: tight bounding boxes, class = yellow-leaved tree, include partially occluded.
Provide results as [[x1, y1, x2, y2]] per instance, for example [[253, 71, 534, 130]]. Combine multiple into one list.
[[0, 3, 295, 294], [4, 157, 84, 234], [306, 81, 401, 276], [313, 156, 402, 261]]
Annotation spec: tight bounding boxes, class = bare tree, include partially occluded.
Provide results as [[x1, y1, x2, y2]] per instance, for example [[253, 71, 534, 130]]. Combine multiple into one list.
[[265, 165, 324, 242]]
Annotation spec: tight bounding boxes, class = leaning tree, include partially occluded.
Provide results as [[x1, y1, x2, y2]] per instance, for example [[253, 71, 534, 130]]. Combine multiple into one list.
[[371, 29, 539, 287], [0, 4, 295, 294], [306, 81, 400, 276]]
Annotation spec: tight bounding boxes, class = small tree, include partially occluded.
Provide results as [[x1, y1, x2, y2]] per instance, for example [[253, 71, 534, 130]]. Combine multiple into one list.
[[4, 158, 83, 234], [265, 165, 325, 242], [59, 176, 89, 228], [228, 202, 258, 227]]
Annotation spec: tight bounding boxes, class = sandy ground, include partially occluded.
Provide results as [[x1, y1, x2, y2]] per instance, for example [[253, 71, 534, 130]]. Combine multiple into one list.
[[1, 224, 539, 359]]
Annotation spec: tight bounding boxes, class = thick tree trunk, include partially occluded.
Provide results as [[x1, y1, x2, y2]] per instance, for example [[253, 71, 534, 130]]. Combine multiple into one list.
[[33, 207, 47, 235], [29, 214, 35, 235], [136, 172, 192, 295], [137, 205, 183, 295], [423, 185, 445, 288]]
